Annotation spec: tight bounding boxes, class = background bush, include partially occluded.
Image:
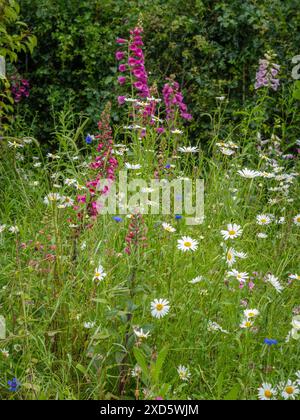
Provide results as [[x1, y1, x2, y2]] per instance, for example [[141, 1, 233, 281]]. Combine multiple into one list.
[[14, 0, 300, 141]]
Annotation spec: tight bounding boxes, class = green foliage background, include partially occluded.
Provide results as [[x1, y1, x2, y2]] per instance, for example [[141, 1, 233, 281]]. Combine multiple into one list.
[[15, 0, 300, 139]]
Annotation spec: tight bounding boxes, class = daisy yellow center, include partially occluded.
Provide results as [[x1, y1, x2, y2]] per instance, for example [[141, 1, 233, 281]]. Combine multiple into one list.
[[261, 219, 267, 223], [156, 304, 164, 311], [229, 230, 236, 236], [245, 321, 252, 328], [95, 272, 101, 277], [227, 252, 233, 260], [297, 217, 300, 223], [248, 312, 255, 318], [285, 386, 294, 395], [264, 390, 272, 398], [184, 242, 192, 248]]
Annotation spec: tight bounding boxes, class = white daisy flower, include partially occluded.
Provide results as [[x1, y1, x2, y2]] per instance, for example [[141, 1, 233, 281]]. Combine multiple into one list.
[[256, 214, 272, 226], [293, 214, 300, 226], [84, 321, 95, 329], [61, 196, 74, 207], [189, 276, 204, 284], [9, 226, 19, 234], [240, 319, 253, 329], [244, 309, 260, 319], [266, 274, 283, 293], [125, 163, 142, 170], [151, 299, 170, 319], [93, 265, 107, 283], [177, 365, 191, 381], [258, 383, 277, 400], [171, 129, 183, 135], [44, 193, 62, 205], [281, 380, 300, 400], [289, 274, 300, 281], [220, 147, 235, 156], [228, 269, 249, 283], [133, 328, 150, 340], [162, 223, 176, 233], [221, 224, 243, 240], [207, 321, 228, 334], [177, 236, 199, 252], [257, 232, 268, 239], [291, 316, 300, 331], [238, 168, 261, 178], [178, 146, 199, 153], [225, 248, 236, 266]]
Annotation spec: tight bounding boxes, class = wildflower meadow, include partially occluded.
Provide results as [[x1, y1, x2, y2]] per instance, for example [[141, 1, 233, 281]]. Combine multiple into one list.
[[1, 0, 300, 402]]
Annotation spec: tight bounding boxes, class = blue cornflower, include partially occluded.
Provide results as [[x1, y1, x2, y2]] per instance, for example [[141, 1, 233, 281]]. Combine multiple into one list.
[[264, 338, 278, 346], [175, 215, 183, 220], [165, 164, 171, 169], [85, 134, 94, 145], [8, 378, 21, 392], [113, 216, 123, 223]]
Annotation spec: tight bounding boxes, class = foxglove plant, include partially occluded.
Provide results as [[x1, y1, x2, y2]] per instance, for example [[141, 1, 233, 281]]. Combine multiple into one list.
[[163, 77, 192, 123], [255, 52, 280, 91], [125, 213, 147, 255], [116, 23, 157, 124], [76, 103, 118, 219]]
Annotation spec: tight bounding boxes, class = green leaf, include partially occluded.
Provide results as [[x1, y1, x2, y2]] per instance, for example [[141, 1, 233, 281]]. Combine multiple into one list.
[[151, 346, 168, 383], [224, 384, 240, 400], [133, 347, 149, 379]]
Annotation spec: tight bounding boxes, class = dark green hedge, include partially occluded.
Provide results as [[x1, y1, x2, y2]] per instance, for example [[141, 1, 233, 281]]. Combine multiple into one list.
[[17, 0, 300, 140]]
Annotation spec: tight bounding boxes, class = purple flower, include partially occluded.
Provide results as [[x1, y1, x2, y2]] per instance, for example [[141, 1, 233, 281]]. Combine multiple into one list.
[[118, 76, 126, 85], [8, 378, 21, 392], [163, 78, 192, 122], [116, 38, 127, 44], [264, 338, 278, 346], [116, 51, 125, 61], [118, 96, 126, 105], [113, 216, 123, 222], [255, 54, 280, 91], [119, 64, 127, 72], [85, 134, 94, 144]]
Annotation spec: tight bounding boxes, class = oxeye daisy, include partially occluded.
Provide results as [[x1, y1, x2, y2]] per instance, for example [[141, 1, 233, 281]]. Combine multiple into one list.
[[151, 299, 170, 319], [240, 319, 253, 329], [177, 236, 199, 252], [228, 269, 249, 283], [93, 265, 107, 283], [189, 276, 204, 284], [289, 274, 300, 281], [256, 214, 272, 226], [258, 383, 277, 400], [293, 214, 300, 226], [238, 168, 261, 178], [226, 248, 236, 266], [266, 274, 283, 293], [177, 365, 191, 381], [281, 380, 300, 400], [162, 222, 176, 233], [133, 328, 150, 340], [244, 309, 260, 319], [221, 224, 243, 240], [178, 146, 199, 154]]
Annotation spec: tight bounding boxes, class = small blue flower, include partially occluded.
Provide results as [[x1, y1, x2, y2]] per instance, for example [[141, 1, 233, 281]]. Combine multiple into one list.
[[85, 134, 94, 145], [165, 164, 171, 169], [8, 378, 21, 392], [264, 338, 278, 346], [175, 215, 183, 220], [113, 216, 123, 223]]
